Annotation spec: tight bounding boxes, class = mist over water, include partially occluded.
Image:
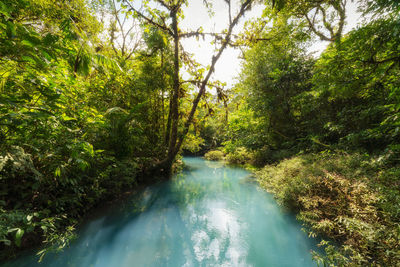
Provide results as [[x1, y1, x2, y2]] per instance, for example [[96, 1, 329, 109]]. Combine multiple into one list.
[[4, 157, 317, 267]]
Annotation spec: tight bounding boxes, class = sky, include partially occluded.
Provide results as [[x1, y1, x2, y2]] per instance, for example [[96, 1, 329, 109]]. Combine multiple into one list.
[[179, 0, 363, 88]]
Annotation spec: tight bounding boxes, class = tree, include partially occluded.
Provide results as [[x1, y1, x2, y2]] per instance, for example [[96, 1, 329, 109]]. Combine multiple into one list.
[[311, 16, 400, 151], [106, 0, 143, 64], [272, 0, 347, 42], [123, 0, 256, 173], [238, 34, 314, 154]]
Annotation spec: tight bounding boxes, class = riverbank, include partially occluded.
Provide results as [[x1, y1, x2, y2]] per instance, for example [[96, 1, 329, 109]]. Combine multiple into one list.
[[255, 152, 400, 266], [204, 149, 400, 266], [0, 154, 181, 263], [0, 156, 136, 263]]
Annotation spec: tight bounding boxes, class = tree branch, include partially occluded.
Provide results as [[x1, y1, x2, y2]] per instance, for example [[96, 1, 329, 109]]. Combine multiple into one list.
[[173, 0, 254, 154], [124, 0, 173, 36]]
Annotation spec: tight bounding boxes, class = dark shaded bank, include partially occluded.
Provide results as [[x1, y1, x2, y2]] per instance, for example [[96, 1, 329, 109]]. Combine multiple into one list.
[[0, 157, 179, 264]]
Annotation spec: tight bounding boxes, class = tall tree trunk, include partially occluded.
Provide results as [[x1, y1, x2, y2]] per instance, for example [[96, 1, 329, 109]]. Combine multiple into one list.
[[161, 51, 166, 141], [165, 94, 172, 147], [165, 9, 180, 169]]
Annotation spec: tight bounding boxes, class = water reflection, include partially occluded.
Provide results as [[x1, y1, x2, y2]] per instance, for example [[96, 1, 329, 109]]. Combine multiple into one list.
[[3, 157, 316, 267]]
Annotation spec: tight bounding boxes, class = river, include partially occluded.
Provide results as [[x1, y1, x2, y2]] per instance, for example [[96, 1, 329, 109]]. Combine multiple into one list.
[[3, 157, 317, 267]]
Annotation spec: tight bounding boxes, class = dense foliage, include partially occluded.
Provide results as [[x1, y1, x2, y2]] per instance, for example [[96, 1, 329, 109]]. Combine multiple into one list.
[[0, 0, 179, 261], [1, 0, 399, 265]]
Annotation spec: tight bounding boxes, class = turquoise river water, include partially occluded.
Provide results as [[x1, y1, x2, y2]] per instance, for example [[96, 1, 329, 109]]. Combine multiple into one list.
[[3, 157, 318, 267]]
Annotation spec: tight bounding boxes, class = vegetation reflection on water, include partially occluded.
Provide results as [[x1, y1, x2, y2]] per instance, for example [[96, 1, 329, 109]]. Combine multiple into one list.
[[5, 157, 317, 267]]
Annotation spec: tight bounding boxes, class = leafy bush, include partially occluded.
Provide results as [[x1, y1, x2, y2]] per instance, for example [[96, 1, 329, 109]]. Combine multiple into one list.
[[226, 147, 253, 165], [0, 145, 140, 260], [182, 133, 205, 154], [204, 150, 224, 161], [256, 152, 400, 266]]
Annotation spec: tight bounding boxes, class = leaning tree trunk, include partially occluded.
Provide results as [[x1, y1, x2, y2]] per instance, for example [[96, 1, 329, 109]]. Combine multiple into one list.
[[167, 1, 252, 166]]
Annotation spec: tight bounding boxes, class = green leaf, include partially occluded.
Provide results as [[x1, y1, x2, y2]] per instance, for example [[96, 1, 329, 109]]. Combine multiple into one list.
[[15, 228, 24, 247], [21, 55, 36, 64], [21, 39, 34, 48], [55, 166, 61, 177], [76, 158, 89, 170], [7, 228, 19, 233], [61, 113, 77, 121]]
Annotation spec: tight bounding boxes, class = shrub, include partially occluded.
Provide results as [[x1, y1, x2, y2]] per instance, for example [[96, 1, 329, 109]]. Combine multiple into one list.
[[226, 147, 253, 165], [0, 146, 139, 261], [182, 133, 205, 154], [256, 152, 400, 266], [204, 150, 224, 161]]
